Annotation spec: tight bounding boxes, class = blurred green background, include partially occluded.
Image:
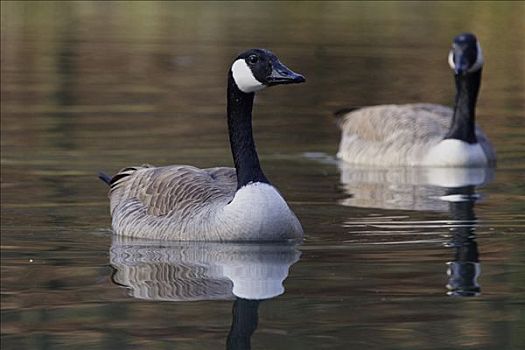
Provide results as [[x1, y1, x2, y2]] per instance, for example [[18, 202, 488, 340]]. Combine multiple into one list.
[[1, 2, 524, 350]]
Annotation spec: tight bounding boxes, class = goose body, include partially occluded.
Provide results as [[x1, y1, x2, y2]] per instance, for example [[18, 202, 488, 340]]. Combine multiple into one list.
[[336, 103, 495, 167], [336, 33, 496, 167], [101, 49, 305, 241], [109, 165, 302, 240]]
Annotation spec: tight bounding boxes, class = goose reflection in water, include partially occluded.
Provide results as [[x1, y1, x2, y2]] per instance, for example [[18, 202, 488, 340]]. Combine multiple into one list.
[[443, 185, 480, 297], [110, 236, 300, 349], [338, 163, 493, 297]]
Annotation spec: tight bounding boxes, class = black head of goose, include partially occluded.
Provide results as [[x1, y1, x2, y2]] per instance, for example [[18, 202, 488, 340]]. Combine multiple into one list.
[[334, 33, 495, 167], [99, 49, 305, 241], [227, 49, 305, 188], [445, 33, 483, 143]]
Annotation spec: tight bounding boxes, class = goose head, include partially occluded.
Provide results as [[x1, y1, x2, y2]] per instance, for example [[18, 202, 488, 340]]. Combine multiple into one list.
[[230, 48, 305, 93], [448, 33, 484, 76]]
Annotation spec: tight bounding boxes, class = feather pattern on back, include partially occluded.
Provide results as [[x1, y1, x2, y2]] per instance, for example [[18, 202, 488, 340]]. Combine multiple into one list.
[[108, 165, 237, 240], [336, 103, 495, 166]]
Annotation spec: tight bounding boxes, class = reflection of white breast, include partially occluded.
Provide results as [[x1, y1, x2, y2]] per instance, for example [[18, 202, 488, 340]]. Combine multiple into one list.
[[423, 139, 488, 167], [338, 162, 493, 211], [221, 258, 290, 300], [423, 167, 493, 188]]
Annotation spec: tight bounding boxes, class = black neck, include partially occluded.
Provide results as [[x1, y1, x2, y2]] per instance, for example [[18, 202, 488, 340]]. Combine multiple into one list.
[[445, 69, 482, 143], [227, 73, 270, 189]]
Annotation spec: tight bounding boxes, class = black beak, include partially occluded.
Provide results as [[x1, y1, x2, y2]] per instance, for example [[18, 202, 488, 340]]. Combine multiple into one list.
[[452, 48, 474, 76], [454, 55, 470, 75], [266, 60, 305, 86]]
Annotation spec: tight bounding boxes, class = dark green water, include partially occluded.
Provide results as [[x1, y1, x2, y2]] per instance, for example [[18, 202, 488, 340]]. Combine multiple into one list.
[[1, 2, 524, 349]]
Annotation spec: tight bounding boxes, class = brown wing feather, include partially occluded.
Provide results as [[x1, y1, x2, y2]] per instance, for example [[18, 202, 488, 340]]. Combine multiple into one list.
[[339, 103, 452, 143], [109, 165, 237, 217]]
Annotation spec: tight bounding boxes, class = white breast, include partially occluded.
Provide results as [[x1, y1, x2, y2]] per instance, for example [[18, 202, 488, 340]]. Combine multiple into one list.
[[423, 139, 488, 167], [220, 182, 303, 240]]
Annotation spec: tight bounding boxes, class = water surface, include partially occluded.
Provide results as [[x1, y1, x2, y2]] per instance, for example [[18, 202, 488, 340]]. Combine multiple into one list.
[[1, 2, 524, 349]]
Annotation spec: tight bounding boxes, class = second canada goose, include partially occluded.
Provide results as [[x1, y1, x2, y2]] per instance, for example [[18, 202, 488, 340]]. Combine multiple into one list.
[[99, 49, 305, 241], [335, 33, 496, 167]]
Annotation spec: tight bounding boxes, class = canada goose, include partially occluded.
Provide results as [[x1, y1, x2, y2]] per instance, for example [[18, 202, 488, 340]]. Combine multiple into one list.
[[99, 49, 305, 241], [335, 33, 496, 167]]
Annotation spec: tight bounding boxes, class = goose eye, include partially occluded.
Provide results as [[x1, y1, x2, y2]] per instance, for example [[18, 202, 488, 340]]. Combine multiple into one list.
[[247, 55, 259, 65]]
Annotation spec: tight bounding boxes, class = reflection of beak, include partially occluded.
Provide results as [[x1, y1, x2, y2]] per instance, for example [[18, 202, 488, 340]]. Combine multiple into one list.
[[266, 60, 305, 85]]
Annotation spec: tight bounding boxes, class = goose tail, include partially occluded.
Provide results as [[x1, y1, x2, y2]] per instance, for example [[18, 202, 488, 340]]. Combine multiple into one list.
[[333, 107, 361, 119], [333, 107, 362, 128], [98, 172, 112, 186]]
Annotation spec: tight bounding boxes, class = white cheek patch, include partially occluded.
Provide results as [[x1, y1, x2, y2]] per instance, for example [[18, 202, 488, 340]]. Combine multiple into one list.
[[231, 59, 266, 93], [448, 41, 484, 72], [448, 50, 455, 70]]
